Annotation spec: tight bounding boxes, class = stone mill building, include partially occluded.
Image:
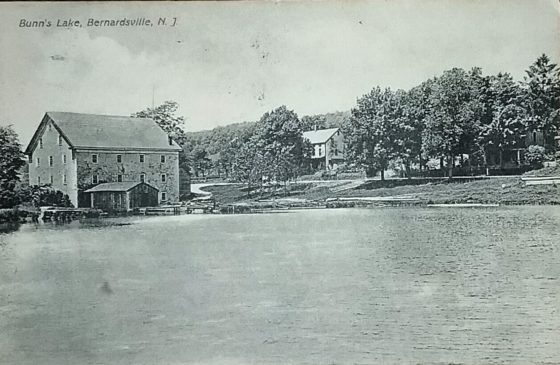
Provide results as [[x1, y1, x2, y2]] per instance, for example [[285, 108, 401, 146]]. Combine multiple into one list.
[[24, 112, 182, 208]]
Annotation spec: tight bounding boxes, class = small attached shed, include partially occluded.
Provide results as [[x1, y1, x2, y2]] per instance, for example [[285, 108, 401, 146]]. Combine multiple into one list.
[[85, 182, 159, 212]]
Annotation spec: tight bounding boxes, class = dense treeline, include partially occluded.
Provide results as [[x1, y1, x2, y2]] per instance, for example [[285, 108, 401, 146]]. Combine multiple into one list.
[[180, 111, 349, 178], [174, 54, 559, 182], [346, 55, 560, 179]]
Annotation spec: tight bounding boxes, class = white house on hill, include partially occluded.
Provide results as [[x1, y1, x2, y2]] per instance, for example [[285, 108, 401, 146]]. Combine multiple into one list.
[[303, 127, 344, 170]]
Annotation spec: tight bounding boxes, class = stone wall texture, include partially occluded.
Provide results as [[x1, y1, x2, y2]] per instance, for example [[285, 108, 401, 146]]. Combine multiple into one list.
[[76, 150, 180, 203]]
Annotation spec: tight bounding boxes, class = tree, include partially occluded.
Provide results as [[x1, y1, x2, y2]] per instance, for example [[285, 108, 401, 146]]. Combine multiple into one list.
[[523, 54, 560, 149], [346, 87, 399, 179], [132, 101, 187, 144], [479, 72, 527, 167], [252, 106, 308, 185], [300, 115, 327, 131], [391, 88, 426, 178], [133, 101, 192, 196], [216, 124, 257, 178], [422, 68, 479, 178], [192, 146, 212, 177], [230, 141, 268, 197], [0, 125, 26, 208]]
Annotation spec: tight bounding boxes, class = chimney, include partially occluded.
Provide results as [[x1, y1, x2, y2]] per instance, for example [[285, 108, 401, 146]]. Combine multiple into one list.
[[314, 124, 317, 131]]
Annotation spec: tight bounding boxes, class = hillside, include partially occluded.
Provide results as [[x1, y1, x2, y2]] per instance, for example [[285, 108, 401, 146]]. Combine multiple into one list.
[[183, 110, 351, 155]]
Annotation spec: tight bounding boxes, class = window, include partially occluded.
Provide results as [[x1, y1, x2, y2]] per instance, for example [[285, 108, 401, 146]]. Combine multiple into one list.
[[39, 138, 43, 149], [58, 135, 63, 146], [116, 154, 122, 163], [161, 192, 167, 201], [140, 174, 145, 183], [334, 148, 339, 156], [161, 155, 166, 163], [161, 174, 166, 182], [36, 157, 40, 166], [139, 154, 145, 163], [318, 146, 323, 157], [48, 123, 52, 131], [117, 174, 123, 182], [50, 175, 53, 184], [92, 175, 98, 184], [533, 131, 537, 143], [62, 154, 67, 164], [49, 156, 53, 167], [92, 154, 98, 163], [37, 176, 41, 185], [63, 174, 67, 184]]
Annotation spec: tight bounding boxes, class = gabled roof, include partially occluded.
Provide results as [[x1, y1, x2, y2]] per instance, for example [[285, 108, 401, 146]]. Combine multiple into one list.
[[302, 127, 339, 144], [25, 112, 182, 154], [85, 181, 158, 193]]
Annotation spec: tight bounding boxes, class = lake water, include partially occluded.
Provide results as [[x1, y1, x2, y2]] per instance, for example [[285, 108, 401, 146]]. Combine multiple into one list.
[[1, 207, 560, 365]]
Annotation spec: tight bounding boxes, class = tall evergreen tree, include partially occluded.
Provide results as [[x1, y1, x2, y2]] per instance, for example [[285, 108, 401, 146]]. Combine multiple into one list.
[[0, 125, 26, 208], [523, 54, 560, 149]]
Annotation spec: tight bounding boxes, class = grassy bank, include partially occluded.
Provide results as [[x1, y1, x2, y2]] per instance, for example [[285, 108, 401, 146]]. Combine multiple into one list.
[[204, 168, 560, 207], [337, 177, 560, 205]]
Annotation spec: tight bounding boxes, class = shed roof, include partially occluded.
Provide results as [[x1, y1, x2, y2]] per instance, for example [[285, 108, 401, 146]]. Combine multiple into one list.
[[85, 181, 158, 193], [26, 112, 182, 154], [302, 128, 339, 144]]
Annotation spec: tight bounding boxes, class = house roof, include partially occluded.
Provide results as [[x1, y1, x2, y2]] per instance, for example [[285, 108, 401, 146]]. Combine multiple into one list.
[[85, 181, 158, 193], [302, 128, 339, 144], [25, 112, 182, 154]]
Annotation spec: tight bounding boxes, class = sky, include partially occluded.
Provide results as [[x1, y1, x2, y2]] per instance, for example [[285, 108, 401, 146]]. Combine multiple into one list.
[[0, 0, 559, 146]]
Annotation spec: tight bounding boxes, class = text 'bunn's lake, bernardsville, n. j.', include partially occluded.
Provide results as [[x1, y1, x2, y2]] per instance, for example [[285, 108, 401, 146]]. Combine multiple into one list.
[[18, 17, 178, 28]]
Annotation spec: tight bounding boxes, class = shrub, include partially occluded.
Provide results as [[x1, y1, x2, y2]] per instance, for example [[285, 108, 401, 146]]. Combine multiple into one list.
[[0, 208, 21, 222], [15, 185, 73, 208], [525, 145, 547, 166]]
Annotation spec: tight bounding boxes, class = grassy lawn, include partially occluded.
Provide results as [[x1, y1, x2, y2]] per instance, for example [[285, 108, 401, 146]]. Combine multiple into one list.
[[338, 178, 560, 205], [202, 164, 560, 206]]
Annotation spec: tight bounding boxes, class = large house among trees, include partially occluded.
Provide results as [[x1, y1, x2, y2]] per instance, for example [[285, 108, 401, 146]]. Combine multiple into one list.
[[303, 127, 344, 170], [24, 112, 181, 208]]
